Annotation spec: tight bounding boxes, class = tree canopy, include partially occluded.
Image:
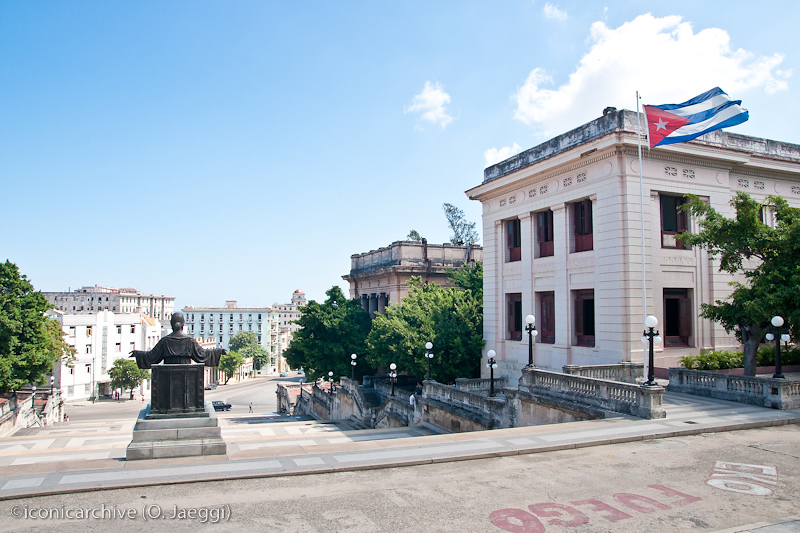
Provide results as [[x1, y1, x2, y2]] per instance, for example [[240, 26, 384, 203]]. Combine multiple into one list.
[[680, 192, 800, 375], [229, 331, 258, 353], [219, 351, 244, 384], [366, 263, 484, 383], [0, 261, 61, 392], [283, 286, 373, 381], [443, 203, 479, 246], [407, 229, 423, 242], [228, 331, 269, 370], [108, 358, 150, 394]]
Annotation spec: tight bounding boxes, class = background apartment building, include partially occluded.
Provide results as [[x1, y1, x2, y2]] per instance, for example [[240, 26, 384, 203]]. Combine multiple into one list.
[[44, 286, 175, 330], [467, 108, 800, 383], [48, 310, 161, 401], [182, 300, 280, 375]]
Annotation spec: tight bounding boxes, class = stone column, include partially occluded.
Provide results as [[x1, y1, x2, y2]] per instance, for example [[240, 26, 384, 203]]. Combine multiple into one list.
[[519, 212, 534, 366], [552, 203, 570, 365], [368, 294, 378, 318], [377, 293, 387, 315], [361, 295, 369, 313]]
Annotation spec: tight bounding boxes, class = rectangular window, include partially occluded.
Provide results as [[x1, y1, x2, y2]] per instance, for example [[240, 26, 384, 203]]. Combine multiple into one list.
[[68, 326, 76, 337], [115, 343, 121, 352], [507, 293, 522, 341], [663, 289, 692, 347], [85, 383, 91, 394], [86, 345, 92, 354], [574, 290, 595, 347], [660, 195, 689, 248], [536, 210, 554, 258], [67, 385, 73, 396], [506, 219, 521, 262], [130, 325, 135, 334], [573, 199, 593, 252], [539, 292, 555, 344]]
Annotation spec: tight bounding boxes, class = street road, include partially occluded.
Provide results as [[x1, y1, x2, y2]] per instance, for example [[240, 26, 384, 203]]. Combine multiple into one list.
[[2, 425, 798, 532]]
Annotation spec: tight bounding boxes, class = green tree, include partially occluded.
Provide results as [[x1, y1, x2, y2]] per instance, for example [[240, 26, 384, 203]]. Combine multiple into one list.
[[283, 286, 373, 381], [680, 192, 800, 375], [108, 358, 150, 397], [443, 203, 479, 246], [241, 343, 269, 371], [44, 316, 77, 369], [0, 261, 59, 392], [229, 331, 258, 353], [219, 351, 244, 384], [407, 230, 423, 242], [366, 269, 483, 383]]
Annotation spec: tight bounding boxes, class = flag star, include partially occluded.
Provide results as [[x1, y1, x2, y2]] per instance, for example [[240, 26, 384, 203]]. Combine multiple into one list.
[[654, 118, 668, 131]]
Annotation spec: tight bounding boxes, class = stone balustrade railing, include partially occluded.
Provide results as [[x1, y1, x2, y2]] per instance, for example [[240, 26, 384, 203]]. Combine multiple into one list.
[[562, 362, 643, 384], [520, 368, 665, 419], [454, 377, 509, 394], [668, 368, 800, 410]]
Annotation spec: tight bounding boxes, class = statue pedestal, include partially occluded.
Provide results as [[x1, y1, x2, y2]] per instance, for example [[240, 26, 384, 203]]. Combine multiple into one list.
[[149, 364, 205, 418], [126, 364, 226, 460]]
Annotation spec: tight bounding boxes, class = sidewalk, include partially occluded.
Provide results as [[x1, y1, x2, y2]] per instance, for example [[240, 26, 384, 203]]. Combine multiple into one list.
[[0, 391, 798, 500]]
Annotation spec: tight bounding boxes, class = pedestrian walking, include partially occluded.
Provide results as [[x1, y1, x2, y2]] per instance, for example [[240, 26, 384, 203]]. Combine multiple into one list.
[[409, 393, 415, 408], [249, 402, 253, 413]]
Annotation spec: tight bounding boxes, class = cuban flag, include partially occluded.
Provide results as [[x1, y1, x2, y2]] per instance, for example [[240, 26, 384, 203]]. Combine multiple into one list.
[[643, 87, 749, 149]]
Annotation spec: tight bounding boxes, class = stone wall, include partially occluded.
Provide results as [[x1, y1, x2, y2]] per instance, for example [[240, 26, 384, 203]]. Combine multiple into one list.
[[668, 368, 800, 409]]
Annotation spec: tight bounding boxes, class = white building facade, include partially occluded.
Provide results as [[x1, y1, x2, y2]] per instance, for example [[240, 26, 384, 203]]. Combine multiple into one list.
[[44, 286, 175, 324], [48, 310, 162, 401], [467, 108, 800, 384]]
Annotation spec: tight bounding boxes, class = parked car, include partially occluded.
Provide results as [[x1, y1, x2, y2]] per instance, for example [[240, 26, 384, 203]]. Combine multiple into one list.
[[212, 400, 231, 411], [279, 372, 288, 377], [204, 383, 217, 390], [297, 369, 304, 375]]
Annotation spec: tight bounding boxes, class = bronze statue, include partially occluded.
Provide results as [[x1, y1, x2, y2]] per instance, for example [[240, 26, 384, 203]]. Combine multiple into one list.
[[130, 312, 226, 369]]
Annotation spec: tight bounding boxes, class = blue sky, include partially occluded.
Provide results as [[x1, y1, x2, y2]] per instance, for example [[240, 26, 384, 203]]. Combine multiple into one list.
[[3, 1, 798, 310]]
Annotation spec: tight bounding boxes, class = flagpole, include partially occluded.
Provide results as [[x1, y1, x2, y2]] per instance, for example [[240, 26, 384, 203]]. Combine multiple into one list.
[[636, 91, 647, 379]]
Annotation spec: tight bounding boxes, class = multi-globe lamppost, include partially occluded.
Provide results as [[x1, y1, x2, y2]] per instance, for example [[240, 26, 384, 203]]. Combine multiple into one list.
[[641, 315, 662, 386], [524, 315, 538, 367], [328, 370, 334, 393], [389, 363, 397, 396], [486, 350, 498, 397], [424, 342, 434, 380], [350, 353, 358, 380], [765, 315, 790, 379]]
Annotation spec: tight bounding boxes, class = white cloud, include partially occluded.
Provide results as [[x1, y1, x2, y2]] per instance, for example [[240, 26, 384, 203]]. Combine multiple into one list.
[[514, 14, 791, 136], [405, 81, 454, 128], [485, 143, 523, 167], [543, 3, 567, 21]]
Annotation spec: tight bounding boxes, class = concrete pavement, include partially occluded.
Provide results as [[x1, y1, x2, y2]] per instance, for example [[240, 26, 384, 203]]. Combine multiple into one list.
[[1, 389, 798, 503]]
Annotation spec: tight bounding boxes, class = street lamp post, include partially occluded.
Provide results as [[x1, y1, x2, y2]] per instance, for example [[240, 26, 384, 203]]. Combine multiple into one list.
[[641, 315, 662, 386], [31, 385, 37, 400], [486, 350, 498, 397], [424, 342, 434, 380], [765, 315, 789, 379], [328, 371, 334, 392], [389, 363, 397, 396], [50, 376, 54, 395], [350, 353, 357, 381], [524, 315, 538, 367]]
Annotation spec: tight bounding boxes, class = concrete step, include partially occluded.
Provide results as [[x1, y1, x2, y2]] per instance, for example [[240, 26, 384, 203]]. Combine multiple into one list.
[[131, 426, 222, 442], [126, 437, 227, 460]]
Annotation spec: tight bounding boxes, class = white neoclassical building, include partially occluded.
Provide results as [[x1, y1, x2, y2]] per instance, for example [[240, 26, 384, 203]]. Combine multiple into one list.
[[44, 286, 175, 323], [467, 108, 800, 384]]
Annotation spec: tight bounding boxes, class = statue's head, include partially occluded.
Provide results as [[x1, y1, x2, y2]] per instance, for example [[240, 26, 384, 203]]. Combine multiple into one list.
[[170, 312, 185, 332]]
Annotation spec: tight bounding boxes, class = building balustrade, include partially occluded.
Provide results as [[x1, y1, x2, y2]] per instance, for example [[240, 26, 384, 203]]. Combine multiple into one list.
[[519, 368, 665, 419], [668, 368, 800, 410]]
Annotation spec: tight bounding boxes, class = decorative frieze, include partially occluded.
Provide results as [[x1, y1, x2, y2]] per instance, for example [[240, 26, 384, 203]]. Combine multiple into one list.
[[754, 181, 765, 190], [577, 172, 587, 183], [738, 178, 749, 189], [682, 169, 695, 180], [563, 176, 572, 187], [665, 166, 677, 177]]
